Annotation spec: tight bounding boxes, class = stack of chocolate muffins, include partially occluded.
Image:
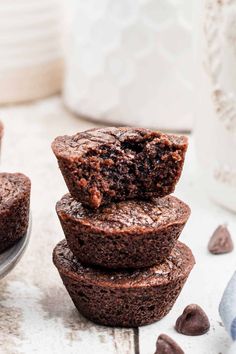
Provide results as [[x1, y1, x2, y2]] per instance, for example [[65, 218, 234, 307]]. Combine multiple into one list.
[[52, 127, 195, 327]]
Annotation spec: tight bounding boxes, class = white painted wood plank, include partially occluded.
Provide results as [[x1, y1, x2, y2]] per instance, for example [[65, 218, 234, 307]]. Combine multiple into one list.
[[0, 97, 135, 354], [139, 141, 234, 354], [0, 97, 234, 353]]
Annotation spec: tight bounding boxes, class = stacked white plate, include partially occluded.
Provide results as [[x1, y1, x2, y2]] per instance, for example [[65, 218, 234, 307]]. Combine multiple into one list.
[[64, 0, 194, 131], [0, 0, 64, 104]]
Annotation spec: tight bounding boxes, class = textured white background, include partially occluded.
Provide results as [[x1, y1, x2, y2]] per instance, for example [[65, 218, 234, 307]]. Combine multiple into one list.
[[0, 96, 235, 354], [64, 0, 193, 131]]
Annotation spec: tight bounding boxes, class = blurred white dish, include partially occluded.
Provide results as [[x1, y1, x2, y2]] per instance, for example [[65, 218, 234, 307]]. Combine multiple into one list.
[[0, 0, 63, 104], [64, 0, 194, 132], [0, 215, 31, 280]]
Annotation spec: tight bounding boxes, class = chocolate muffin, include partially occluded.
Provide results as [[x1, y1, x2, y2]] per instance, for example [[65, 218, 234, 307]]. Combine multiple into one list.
[[0, 173, 31, 253], [56, 194, 191, 269], [52, 127, 188, 208], [53, 240, 195, 327]]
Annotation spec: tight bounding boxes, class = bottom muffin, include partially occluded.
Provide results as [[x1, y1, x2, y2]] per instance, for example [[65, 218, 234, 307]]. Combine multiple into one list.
[[53, 240, 195, 327]]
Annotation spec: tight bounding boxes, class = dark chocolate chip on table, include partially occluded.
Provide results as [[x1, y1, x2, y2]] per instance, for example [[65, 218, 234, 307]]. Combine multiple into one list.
[[175, 304, 210, 336], [155, 334, 184, 354], [208, 225, 234, 255]]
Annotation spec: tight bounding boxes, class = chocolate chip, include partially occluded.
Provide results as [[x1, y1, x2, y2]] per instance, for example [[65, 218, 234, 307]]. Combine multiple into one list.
[[208, 225, 234, 254], [155, 334, 184, 354], [175, 304, 210, 336]]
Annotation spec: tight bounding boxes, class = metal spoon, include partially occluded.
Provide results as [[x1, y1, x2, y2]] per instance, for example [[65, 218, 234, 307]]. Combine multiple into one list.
[[0, 215, 32, 279]]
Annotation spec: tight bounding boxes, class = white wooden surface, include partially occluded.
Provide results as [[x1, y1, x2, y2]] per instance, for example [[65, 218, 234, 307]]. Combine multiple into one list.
[[0, 96, 235, 354]]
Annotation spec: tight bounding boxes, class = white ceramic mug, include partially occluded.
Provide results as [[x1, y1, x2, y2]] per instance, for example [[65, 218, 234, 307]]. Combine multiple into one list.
[[194, 0, 236, 212], [63, 0, 194, 131]]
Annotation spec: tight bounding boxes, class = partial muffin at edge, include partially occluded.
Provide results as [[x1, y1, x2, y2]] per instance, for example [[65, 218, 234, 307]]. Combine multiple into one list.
[[53, 240, 195, 327], [0, 173, 31, 253]]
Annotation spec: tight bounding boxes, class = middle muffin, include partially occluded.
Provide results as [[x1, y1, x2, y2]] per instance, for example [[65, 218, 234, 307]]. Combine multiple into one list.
[[56, 194, 190, 269]]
